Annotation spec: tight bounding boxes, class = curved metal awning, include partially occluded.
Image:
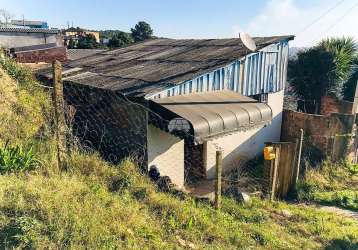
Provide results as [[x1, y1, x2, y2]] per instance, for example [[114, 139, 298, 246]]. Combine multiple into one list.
[[151, 90, 272, 143]]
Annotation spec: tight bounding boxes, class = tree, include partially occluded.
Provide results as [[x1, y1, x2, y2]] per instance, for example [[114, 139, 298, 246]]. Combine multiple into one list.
[[317, 37, 357, 96], [288, 37, 357, 113], [108, 32, 133, 48], [67, 38, 77, 49], [77, 34, 98, 49], [342, 58, 358, 101], [288, 47, 335, 113], [131, 21, 153, 42]]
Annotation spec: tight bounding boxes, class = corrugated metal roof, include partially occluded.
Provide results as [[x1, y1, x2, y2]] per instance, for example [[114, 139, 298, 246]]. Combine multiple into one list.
[[67, 49, 106, 61], [0, 27, 59, 34], [152, 90, 272, 143], [37, 35, 294, 96]]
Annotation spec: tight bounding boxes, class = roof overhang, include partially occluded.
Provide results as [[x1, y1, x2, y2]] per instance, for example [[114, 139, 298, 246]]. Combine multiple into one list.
[[150, 90, 272, 144]]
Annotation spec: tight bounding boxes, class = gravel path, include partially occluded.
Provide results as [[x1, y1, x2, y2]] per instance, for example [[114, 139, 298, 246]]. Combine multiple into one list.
[[316, 205, 358, 221]]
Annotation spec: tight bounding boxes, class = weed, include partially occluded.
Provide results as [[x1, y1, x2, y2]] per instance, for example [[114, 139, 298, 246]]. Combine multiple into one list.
[[0, 142, 39, 174]]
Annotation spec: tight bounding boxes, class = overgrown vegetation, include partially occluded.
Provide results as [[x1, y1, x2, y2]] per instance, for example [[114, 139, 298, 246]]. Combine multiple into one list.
[[288, 37, 357, 113], [0, 142, 39, 174], [0, 55, 357, 249], [297, 160, 358, 211]]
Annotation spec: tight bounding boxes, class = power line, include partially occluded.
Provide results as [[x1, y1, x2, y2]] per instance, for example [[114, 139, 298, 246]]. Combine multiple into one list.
[[296, 0, 346, 36], [321, 0, 358, 36]]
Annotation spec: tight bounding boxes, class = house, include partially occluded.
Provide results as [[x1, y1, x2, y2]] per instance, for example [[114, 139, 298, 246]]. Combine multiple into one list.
[[0, 27, 66, 63], [0, 27, 62, 48], [37, 35, 294, 188], [10, 20, 49, 29], [63, 27, 100, 46]]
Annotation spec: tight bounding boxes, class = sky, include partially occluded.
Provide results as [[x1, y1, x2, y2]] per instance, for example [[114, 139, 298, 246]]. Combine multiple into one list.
[[1, 0, 357, 47]]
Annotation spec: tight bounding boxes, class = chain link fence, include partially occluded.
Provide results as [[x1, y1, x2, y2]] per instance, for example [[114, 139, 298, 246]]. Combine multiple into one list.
[[45, 65, 273, 202]]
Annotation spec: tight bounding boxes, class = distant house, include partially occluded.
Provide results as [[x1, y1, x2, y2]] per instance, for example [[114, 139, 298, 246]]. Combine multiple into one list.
[[63, 27, 100, 46], [10, 20, 49, 29], [0, 27, 66, 62], [38, 35, 294, 188], [0, 27, 62, 48]]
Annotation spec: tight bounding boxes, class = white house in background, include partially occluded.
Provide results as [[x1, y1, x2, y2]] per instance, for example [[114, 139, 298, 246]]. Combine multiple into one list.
[[38, 35, 294, 188], [0, 27, 62, 49]]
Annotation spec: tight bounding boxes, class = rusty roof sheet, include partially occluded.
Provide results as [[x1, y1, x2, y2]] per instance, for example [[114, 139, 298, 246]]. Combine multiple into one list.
[[37, 35, 294, 97], [67, 49, 106, 61], [152, 90, 272, 143]]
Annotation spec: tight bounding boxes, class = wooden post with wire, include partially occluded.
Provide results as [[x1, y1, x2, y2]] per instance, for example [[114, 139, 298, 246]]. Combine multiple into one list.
[[294, 129, 304, 185], [52, 60, 67, 171], [214, 150, 222, 210]]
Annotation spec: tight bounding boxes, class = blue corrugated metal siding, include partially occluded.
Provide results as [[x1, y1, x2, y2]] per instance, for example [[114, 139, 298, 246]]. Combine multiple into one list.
[[148, 40, 289, 99]]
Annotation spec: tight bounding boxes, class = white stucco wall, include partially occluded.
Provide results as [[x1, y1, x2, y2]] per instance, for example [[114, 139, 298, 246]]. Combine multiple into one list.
[[0, 32, 60, 48], [205, 90, 284, 179], [147, 125, 184, 188]]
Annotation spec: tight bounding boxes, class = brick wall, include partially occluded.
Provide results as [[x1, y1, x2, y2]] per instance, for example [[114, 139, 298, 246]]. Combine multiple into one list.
[[281, 109, 355, 161], [14, 46, 67, 63], [320, 95, 353, 115]]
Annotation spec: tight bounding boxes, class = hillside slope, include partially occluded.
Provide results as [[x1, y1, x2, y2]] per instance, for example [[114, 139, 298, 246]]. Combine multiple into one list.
[[0, 57, 357, 249]]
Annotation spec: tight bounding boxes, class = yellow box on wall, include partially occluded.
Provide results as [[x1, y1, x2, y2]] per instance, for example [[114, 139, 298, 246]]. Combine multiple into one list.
[[264, 146, 275, 160]]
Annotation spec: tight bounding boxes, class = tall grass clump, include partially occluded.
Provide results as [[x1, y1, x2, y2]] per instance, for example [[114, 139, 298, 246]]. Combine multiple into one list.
[[297, 160, 358, 211], [0, 142, 39, 174], [0, 53, 53, 166]]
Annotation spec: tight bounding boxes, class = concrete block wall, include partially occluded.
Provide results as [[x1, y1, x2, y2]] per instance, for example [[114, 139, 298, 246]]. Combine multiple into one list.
[[147, 125, 184, 188]]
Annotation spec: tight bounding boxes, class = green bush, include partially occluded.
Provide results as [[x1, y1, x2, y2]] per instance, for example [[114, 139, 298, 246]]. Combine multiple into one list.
[[0, 143, 39, 174], [0, 55, 33, 86]]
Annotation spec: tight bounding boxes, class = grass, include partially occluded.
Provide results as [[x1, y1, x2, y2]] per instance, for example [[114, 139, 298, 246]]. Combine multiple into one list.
[[297, 160, 358, 211], [0, 152, 356, 249], [0, 53, 357, 249]]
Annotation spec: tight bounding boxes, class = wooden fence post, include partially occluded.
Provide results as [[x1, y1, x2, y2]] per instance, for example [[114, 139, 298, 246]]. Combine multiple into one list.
[[269, 146, 280, 201], [294, 129, 304, 185], [52, 60, 67, 171], [214, 150, 222, 210]]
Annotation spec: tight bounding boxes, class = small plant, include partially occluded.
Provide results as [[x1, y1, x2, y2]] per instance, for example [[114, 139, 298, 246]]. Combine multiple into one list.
[[0, 142, 39, 174]]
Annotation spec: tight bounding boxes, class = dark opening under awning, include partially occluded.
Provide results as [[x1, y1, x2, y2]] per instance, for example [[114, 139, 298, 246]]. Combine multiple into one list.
[[151, 90, 272, 143]]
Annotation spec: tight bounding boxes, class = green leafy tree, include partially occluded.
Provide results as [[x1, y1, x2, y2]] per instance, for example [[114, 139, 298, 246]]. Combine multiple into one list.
[[288, 37, 357, 113], [108, 32, 133, 48], [67, 38, 76, 49], [131, 21, 153, 42], [288, 47, 335, 113], [342, 58, 358, 101], [317, 37, 357, 96], [77, 34, 98, 49]]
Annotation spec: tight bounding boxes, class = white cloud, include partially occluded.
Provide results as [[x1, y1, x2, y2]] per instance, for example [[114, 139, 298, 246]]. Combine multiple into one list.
[[237, 0, 358, 47]]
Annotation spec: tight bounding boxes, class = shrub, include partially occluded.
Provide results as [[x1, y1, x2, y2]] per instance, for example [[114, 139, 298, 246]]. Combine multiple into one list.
[[0, 143, 39, 174], [0, 54, 33, 86]]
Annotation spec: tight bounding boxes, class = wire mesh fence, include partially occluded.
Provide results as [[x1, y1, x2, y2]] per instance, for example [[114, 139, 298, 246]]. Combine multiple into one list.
[[44, 66, 275, 202], [2, 54, 355, 210]]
